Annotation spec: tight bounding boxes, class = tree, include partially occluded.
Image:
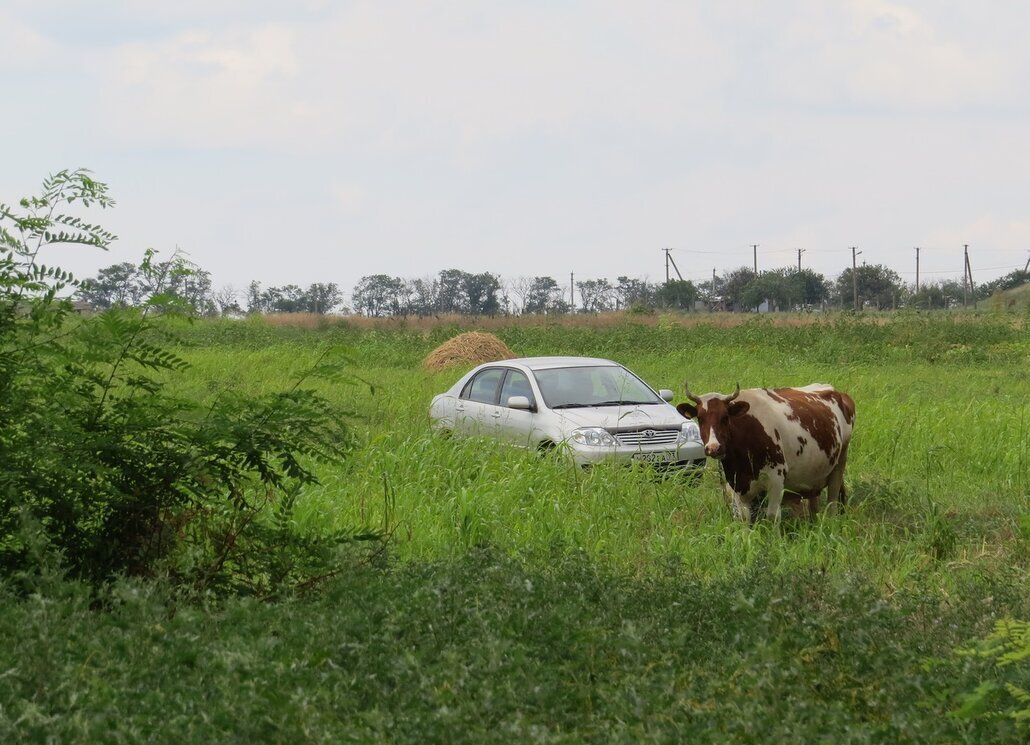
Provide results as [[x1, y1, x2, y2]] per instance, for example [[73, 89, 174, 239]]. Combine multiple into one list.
[[405, 276, 439, 317], [79, 254, 216, 316], [213, 285, 243, 316], [576, 278, 615, 313], [246, 280, 264, 313], [740, 269, 791, 311], [978, 269, 1029, 299], [260, 284, 306, 313], [462, 272, 501, 315], [303, 282, 342, 314], [523, 276, 567, 314], [76, 262, 142, 309], [742, 267, 830, 311], [436, 269, 467, 314], [352, 274, 404, 317], [834, 264, 904, 310], [907, 280, 964, 310], [615, 276, 656, 310], [719, 267, 758, 311], [655, 279, 698, 310], [507, 276, 533, 315], [791, 268, 830, 308], [158, 255, 215, 315]]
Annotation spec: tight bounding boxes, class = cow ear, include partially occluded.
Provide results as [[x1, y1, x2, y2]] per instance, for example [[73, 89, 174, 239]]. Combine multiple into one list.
[[728, 401, 750, 417], [676, 402, 698, 419]]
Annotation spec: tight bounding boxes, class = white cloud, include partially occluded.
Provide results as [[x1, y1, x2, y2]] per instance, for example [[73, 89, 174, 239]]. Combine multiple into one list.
[[103, 24, 308, 148], [0, 11, 60, 67], [3, 1, 1029, 291], [731, 0, 1010, 112], [333, 183, 366, 216], [92, 1, 737, 155]]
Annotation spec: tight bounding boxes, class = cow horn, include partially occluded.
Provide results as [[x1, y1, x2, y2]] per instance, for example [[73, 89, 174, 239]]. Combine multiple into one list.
[[725, 383, 741, 402], [683, 381, 701, 404]]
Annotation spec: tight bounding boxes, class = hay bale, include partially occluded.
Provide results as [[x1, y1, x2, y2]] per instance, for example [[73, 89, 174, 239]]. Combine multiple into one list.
[[422, 331, 516, 372]]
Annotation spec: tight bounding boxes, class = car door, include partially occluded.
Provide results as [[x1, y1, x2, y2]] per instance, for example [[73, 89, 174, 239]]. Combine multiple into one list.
[[455, 367, 506, 435], [495, 368, 539, 447]]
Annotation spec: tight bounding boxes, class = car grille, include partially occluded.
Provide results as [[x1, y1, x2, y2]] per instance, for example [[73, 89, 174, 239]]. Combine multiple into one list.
[[613, 428, 680, 447]]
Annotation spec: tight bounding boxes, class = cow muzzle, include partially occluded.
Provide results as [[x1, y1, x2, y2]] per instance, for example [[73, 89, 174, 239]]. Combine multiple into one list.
[[705, 444, 725, 459]]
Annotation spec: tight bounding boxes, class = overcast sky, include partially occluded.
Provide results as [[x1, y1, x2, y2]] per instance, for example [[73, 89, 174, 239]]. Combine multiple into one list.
[[4, 0, 1029, 302]]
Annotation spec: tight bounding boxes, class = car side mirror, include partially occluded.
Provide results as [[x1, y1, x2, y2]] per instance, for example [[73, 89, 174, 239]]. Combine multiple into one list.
[[658, 389, 674, 402], [507, 395, 533, 410]]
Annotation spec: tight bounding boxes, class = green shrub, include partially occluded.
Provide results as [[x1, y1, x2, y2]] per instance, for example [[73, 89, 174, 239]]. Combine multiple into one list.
[[0, 170, 377, 592], [954, 619, 1030, 730]]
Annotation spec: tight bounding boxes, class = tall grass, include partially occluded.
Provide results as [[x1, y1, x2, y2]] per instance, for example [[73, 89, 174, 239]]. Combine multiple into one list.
[[2, 312, 1026, 742], [170, 312, 1028, 589]]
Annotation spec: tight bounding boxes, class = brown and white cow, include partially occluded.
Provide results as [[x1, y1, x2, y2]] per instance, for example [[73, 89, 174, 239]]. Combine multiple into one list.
[[676, 383, 855, 522]]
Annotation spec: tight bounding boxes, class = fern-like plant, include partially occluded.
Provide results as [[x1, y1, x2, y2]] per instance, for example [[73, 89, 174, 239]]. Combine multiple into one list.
[[0, 169, 375, 592], [953, 618, 1030, 729]]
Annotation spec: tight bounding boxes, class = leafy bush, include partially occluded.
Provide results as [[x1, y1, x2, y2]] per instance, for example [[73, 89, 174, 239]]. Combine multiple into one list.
[[954, 619, 1030, 730], [1, 549, 1025, 742], [0, 169, 376, 592]]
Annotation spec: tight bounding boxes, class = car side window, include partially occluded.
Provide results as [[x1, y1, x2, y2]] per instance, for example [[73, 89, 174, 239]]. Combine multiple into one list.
[[499, 370, 534, 408], [461, 368, 505, 404]]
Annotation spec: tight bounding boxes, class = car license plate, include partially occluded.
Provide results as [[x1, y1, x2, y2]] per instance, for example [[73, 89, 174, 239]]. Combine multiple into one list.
[[633, 452, 672, 464]]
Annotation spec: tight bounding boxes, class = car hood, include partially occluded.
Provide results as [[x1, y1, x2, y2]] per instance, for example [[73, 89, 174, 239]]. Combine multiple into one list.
[[550, 404, 684, 432]]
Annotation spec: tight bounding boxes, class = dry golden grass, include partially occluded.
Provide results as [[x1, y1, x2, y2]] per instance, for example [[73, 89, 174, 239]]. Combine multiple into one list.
[[421, 331, 517, 372], [256, 309, 1023, 332], [260, 311, 821, 331]]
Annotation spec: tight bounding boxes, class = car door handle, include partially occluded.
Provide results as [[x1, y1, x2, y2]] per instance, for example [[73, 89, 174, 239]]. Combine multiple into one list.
[[492, 410, 502, 418]]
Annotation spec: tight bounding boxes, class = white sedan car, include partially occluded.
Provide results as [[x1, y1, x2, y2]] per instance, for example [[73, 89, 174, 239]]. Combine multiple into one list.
[[429, 356, 706, 471]]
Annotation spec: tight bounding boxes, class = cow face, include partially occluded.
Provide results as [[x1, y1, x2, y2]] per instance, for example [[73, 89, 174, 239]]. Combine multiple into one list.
[[677, 395, 750, 459]]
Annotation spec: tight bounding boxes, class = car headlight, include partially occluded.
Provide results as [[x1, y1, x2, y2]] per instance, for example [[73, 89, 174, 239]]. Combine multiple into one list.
[[677, 421, 701, 445], [570, 427, 617, 447]]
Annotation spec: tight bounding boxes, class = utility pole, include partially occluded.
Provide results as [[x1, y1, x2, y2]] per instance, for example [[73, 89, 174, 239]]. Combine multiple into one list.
[[663, 248, 683, 282], [570, 272, 575, 312], [851, 247, 862, 310], [752, 244, 758, 274], [796, 248, 806, 273], [914, 247, 920, 294], [964, 244, 976, 309], [712, 268, 717, 310], [962, 245, 968, 308]]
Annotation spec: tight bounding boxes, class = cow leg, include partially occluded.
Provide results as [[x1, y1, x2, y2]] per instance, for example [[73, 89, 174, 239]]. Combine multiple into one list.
[[765, 474, 786, 522], [799, 490, 820, 520], [825, 445, 850, 516], [807, 492, 820, 519], [723, 482, 750, 523], [780, 492, 809, 519]]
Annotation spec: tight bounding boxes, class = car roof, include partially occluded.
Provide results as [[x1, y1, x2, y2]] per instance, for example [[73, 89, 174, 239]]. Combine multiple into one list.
[[502, 356, 620, 371]]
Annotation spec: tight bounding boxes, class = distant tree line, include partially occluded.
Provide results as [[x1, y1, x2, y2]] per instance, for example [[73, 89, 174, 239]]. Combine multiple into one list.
[[245, 281, 343, 315], [349, 265, 1028, 316], [77, 256, 217, 314], [76, 259, 1028, 317]]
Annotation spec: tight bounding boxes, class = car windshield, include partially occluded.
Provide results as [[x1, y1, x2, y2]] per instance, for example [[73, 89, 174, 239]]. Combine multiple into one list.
[[534, 365, 663, 409]]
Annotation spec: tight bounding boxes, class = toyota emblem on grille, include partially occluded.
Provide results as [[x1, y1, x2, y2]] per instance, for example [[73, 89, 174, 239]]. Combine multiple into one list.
[[642, 429, 657, 438]]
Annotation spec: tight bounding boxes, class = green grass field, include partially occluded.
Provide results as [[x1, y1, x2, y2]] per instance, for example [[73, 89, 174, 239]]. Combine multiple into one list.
[[2, 311, 1027, 742]]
